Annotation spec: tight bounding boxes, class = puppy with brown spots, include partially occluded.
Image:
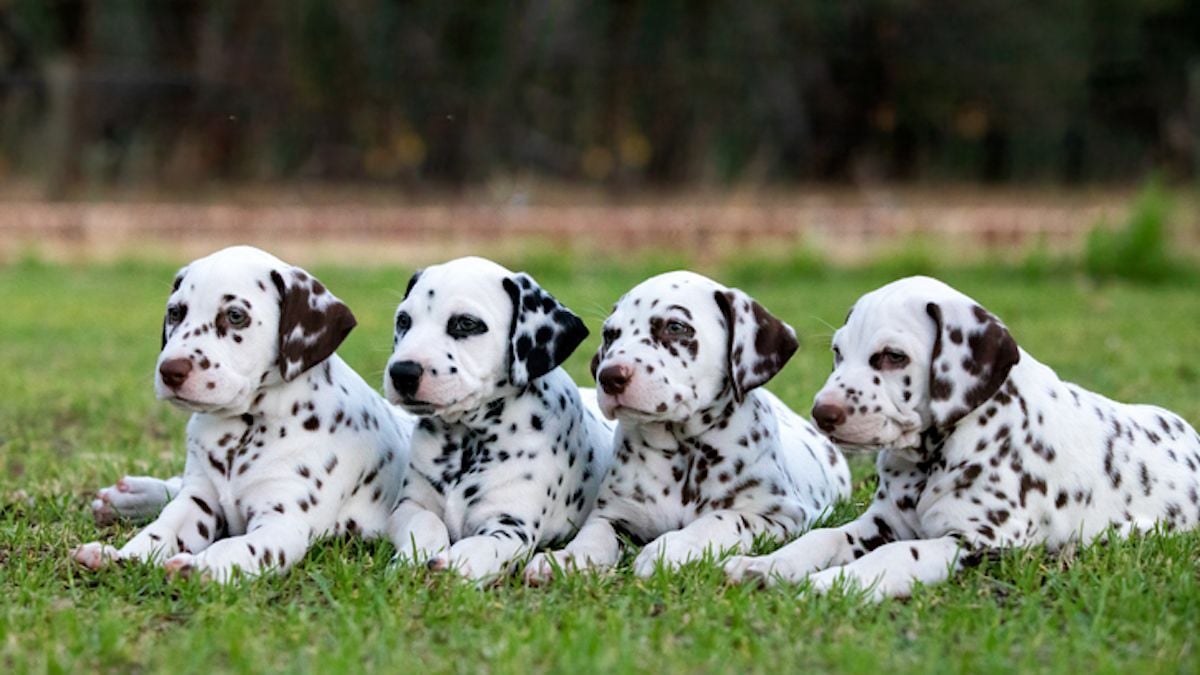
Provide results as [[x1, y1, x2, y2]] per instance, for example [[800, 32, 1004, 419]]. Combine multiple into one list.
[[525, 271, 850, 581], [726, 276, 1200, 600], [383, 257, 614, 583], [73, 246, 413, 580]]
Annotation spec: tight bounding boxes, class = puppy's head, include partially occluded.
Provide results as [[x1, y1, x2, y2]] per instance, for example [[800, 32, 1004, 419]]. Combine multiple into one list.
[[157, 246, 356, 415], [591, 271, 798, 424], [383, 257, 588, 419], [811, 276, 1019, 451]]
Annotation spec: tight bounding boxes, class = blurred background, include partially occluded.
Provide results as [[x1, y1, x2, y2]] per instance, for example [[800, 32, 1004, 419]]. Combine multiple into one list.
[[1, 0, 1199, 264]]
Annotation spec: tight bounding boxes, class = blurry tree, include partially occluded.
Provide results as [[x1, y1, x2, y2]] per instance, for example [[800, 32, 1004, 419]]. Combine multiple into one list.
[[0, 0, 1197, 193]]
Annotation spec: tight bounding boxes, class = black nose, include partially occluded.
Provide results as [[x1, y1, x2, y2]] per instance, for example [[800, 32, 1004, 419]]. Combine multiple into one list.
[[159, 358, 193, 389], [811, 402, 847, 432], [598, 364, 632, 396], [389, 360, 424, 397]]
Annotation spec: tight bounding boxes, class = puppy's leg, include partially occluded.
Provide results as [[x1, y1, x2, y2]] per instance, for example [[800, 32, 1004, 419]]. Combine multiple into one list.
[[429, 509, 542, 584], [724, 512, 902, 586], [804, 535, 965, 601], [387, 499, 451, 565], [92, 475, 183, 525], [632, 510, 797, 577], [524, 517, 622, 585], [163, 513, 313, 582], [73, 482, 222, 570]]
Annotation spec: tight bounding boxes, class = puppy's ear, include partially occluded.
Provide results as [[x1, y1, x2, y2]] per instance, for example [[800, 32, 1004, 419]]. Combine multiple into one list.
[[162, 266, 188, 350], [502, 272, 589, 387], [714, 288, 799, 403], [925, 300, 1019, 429], [271, 267, 357, 381], [402, 269, 423, 300], [589, 349, 602, 381]]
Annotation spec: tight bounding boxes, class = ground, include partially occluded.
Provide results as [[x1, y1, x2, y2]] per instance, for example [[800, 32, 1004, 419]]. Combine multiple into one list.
[[1, 252, 1198, 673]]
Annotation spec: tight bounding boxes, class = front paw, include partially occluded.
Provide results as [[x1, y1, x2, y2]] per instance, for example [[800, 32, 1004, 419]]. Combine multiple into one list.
[[91, 476, 173, 525], [633, 531, 707, 577], [725, 554, 812, 587], [804, 566, 842, 595], [390, 544, 444, 568], [523, 550, 581, 586], [429, 539, 509, 585], [803, 566, 882, 600], [164, 553, 220, 582], [723, 554, 776, 587], [72, 542, 121, 570]]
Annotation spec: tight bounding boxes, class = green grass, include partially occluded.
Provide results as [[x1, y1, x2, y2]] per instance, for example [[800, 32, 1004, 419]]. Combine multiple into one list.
[[2, 252, 1200, 674]]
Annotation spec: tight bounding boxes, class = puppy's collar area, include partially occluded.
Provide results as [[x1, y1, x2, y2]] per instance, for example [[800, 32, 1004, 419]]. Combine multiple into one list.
[[435, 381, 528, 429], [625, 392, 742, 451]]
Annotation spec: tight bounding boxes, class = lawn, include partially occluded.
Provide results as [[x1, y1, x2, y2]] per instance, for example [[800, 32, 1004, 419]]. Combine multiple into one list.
[[1, 250, 1199, 674]]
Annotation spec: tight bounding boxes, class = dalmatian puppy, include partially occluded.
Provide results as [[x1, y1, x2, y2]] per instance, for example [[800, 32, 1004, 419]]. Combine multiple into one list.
[[72, 246, 413, 581], [725, 275, 1200, 599], [524, 271, 851, 582], [383, 257, 614, 583]]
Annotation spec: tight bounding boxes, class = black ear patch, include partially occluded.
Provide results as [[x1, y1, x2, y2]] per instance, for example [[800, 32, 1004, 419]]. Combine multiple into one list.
[[926, 301, 1020, 429], [502, 273, 589, 387], [271, 268, 358, 381], [714, 288, 799, 403], [162, 268, 188, 350], [402, 269, 423, 300], [589, 348, 602, 381]]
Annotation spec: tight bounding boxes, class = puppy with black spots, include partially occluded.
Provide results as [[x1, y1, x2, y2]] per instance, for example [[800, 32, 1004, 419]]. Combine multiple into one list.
[[525, 271, 851, 581], [725, 276, 1200, 599], [73, 246, 413, 580], [383, 257, 614, 583]]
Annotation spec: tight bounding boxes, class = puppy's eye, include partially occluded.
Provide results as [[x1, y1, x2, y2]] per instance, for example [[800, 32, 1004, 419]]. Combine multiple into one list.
[[832, 346, 843, 365], [447, 314, 488, 339], [870, 348, 909, 370], [663, 320, 693, 338], [225, 307, 250, 328], [602, 327, 621, 345], [396, 311, 412, 332], [167, 304, 185, 324]]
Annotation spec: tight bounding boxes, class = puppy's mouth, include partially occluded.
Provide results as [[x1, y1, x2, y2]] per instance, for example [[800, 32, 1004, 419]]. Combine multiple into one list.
[[822, 417, 923, 451], [162, 393, 238, 415], [601, 396, 686, 424], [387, 394, 439, 415], [610, 405, 662, 422]]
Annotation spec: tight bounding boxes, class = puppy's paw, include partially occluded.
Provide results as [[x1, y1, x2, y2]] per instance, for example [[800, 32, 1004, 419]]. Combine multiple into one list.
[[72, 542, 121, 570], [92, 476, 175, 525], [723, 554, 775, 587], [632, 531, 707, 577], [164, 553, 217, 582], [429, 537, 509, 585], [523, 550, 578, 586]]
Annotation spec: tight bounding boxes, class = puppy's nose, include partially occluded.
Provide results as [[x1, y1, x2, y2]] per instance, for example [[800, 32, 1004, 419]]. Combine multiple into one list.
[[389, 360, 424, 397], [159, 358, 193, 389], [598, 364, 632, 396], [811, 402, 847, 432]]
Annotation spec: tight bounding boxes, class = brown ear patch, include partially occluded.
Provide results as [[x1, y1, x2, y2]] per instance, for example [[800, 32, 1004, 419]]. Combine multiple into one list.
[[962, 305, 1020, 409], [714, 289, 799, 403], [926, 300, 1019, 429], [272, 269, 357, 381]]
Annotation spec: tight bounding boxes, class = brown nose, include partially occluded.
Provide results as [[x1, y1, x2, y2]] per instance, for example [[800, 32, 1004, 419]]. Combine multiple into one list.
[[811, 402, 847, 432], [597, 364, 632, 396], [159, 358, 193, 389]]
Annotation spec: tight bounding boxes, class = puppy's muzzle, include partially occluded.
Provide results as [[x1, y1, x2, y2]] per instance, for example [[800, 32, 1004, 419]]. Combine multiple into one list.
[[159, 358, 193, 390], [388, 360, 424, 398], [811, 401, 847, 433], [597, 364, 632, 396]]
